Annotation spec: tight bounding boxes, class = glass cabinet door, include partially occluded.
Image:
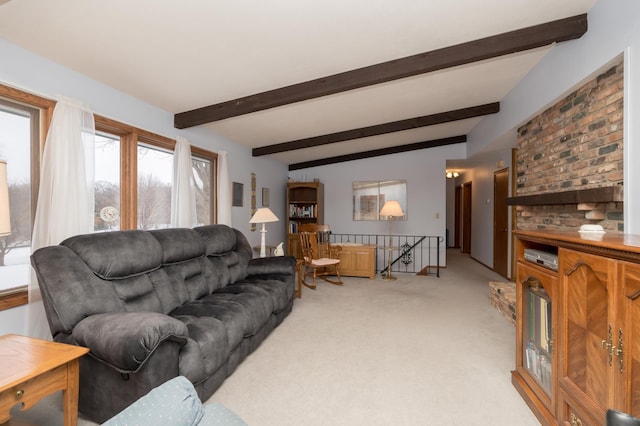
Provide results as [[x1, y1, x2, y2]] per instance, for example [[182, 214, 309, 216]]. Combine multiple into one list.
[[522, 278, 553, 395]]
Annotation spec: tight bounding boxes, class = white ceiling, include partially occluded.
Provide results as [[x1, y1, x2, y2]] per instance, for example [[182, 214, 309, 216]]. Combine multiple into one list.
[[0, 0, 597, 167]]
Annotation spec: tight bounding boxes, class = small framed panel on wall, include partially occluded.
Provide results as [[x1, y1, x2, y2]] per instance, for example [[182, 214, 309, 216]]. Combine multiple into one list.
[[352, 180, 407, 220], [262, 188, 270, 207], [232, 182, 243, 207]]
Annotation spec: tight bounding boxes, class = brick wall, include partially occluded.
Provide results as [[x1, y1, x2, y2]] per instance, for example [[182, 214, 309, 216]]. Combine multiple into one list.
[[515, 58, 624, 232]]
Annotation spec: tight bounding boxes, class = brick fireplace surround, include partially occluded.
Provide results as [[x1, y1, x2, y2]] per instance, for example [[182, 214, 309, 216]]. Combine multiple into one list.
[[512, 57, 624, 232]]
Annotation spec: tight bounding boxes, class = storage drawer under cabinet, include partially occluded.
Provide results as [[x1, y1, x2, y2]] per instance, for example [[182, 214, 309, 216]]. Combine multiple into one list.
[[559, 387, 600, 426]]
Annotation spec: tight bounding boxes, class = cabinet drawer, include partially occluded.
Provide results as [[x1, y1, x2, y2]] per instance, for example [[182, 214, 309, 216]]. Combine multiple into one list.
[[559, 388, 600, 426]]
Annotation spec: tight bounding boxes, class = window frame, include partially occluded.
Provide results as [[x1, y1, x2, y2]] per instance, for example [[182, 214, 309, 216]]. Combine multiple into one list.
[[0, 88, 218, 311], [0, 84, 55, 311], [94, 116, 218, 230]]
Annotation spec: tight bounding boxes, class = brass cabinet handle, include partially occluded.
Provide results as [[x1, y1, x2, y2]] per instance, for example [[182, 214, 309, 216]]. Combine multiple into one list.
[[570, 413, 583, 426], [602, 324, 614, 366], [15, 389, 24, 399], [616, 328, 624, 373]]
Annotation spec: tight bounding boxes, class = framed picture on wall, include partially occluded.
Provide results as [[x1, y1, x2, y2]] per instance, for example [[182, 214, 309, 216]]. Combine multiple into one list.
[[262, 188, 270, 207], [232, 182, 243, 207], [352, 180, 407, 220]]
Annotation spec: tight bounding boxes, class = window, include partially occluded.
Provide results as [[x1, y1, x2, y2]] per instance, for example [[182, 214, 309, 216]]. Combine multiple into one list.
[[192, 154, 212, 226], [137, 143, 172, 230], [94, 132, 121, 231], [0, 86, 217, 311], [0, 87, 54, 310], [94, 118, 218, 232]]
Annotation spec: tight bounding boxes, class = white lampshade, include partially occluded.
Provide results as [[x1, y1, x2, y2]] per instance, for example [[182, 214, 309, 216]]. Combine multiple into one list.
[[0, 160, 10, 236], [249, 207, 279, 224], [380, 200, 404, 218]]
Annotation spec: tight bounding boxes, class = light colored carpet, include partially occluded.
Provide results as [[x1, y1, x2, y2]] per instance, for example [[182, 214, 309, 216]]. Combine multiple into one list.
[[7, 250, 540, 425]]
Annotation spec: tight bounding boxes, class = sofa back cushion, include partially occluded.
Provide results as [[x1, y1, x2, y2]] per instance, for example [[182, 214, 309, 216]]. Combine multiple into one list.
[[62, 230, 166, 313], [31, 245, 126, 337], [63, 230, 162, 279], [149, 229, 212, 313], [193, 225, 252, 291]]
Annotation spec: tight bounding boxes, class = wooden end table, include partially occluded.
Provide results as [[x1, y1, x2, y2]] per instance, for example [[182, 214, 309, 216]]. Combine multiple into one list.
[[0, 334, 89, 426], [295, 259, 303, 298]]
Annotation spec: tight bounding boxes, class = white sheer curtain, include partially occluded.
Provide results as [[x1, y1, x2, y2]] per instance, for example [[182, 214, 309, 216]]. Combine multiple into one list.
[[28, 97, 95, 340], [171, 136, 197, 227], [217, 151, 232, 226]]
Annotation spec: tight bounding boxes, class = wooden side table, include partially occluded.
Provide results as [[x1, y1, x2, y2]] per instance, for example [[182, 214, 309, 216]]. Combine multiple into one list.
[[0, 334, 89, 426], [295, 259, 303, 298]]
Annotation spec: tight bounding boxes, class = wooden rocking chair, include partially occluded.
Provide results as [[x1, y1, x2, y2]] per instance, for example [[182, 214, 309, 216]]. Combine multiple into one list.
[[299, 224, 343, 289]]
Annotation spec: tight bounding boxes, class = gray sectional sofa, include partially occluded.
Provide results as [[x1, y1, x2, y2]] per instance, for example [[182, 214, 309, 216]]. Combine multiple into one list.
[[30, 224, 296, 423]]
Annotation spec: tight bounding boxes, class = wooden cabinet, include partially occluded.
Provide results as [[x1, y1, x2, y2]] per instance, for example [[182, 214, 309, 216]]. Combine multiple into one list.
[[513, 236, 559, 425], [513, 230, 640, 425], [286, 181, 324, 258], [557, 248, 614, 425], [336, 244, 376, 279], [615, 261, 640, 418]]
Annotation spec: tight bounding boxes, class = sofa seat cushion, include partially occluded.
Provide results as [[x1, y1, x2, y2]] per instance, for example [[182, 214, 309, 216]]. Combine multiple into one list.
[[172, 316, 231, 384], [171, 292, 272, 349], [229, 279, 294, 314], [208, 287, 274, 327]]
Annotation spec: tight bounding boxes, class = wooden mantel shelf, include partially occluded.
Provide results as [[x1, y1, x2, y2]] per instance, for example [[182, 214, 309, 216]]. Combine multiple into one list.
[[505, 186, 623, 206]]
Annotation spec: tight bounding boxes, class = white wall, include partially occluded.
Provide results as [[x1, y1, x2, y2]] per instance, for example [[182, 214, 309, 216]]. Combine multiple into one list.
[[448, 149, 513, 272], [468, 0, 640, 237], [290, 142, 467, 268], [0, 38, 289, 335], [292, 2, 640, 273]]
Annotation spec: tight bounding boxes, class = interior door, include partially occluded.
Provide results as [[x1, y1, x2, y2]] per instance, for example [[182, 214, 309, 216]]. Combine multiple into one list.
[[461, 182, 472, 254], [454, 185, 461, 248], [493, 168, 509, 278]]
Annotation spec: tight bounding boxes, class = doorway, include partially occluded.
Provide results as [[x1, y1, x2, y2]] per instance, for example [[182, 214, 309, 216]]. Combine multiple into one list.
[[493, 168, 509, 278]]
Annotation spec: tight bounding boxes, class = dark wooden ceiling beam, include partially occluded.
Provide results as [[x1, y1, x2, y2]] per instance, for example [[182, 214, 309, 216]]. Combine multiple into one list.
[[175, 14, 587, 129], [288, 135, 466, 171], [254, 102, 498, 156]]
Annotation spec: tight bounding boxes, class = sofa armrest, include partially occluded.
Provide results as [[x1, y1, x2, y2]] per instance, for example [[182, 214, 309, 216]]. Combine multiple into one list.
[[73, 312, 188, 373], [247, 255, 296, 276]]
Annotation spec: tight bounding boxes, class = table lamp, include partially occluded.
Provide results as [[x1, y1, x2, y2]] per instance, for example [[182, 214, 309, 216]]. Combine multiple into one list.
[[249, 207, 279, 257], [380, 200, 404, 280]]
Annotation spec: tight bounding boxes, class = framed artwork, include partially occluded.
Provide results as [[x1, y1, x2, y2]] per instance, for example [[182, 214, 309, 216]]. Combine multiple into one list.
[[232, 182, 243, 207], [262, 188, 270, 207], [352, 180, 407, 221]]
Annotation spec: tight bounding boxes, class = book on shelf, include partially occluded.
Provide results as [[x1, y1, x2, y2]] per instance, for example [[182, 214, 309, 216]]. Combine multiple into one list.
[[526, 287, 551, 354], [525, 341, 552, 394], [289, 204, 316, 218]]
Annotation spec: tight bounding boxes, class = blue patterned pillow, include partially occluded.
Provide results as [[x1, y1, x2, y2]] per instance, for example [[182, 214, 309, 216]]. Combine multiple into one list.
[[102, 376, 204, 426], [200, 403, 247, 426]]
